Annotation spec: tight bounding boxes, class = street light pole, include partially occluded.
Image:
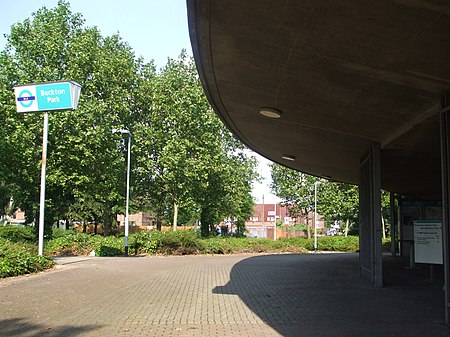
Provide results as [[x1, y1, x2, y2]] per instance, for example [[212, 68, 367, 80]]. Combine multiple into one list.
[[113, 128, 131, 256], [262, 195, 265, 238], [274, 202, 277, 240], [125, 133, 131, 256], [314, 181, 319, 251]]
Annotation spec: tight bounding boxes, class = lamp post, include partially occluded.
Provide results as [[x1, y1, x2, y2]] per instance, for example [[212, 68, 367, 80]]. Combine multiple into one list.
[[314, 181, 320, 251], [274, 202, 277, 240], [113, 128, 131, 256], [262, 195, 265, 238]]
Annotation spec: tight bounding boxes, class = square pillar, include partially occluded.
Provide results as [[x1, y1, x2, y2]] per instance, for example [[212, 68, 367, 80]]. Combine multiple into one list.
[[440, 94, 450, 324], [359, 143, 383, 288]]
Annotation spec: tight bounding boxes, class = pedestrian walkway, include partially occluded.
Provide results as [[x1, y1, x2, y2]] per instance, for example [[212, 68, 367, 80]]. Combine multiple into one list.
[[0, 253, 448, 336]]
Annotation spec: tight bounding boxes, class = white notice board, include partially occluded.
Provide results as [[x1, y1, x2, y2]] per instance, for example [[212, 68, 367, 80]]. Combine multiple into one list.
[[413, 221, 443, 264]]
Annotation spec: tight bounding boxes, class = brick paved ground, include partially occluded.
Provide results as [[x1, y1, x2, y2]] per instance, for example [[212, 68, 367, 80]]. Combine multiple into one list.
[[0, 253, 449, 336]]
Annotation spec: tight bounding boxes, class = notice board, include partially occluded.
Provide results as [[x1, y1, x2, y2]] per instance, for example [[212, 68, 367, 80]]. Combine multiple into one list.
[[413, 221, 443, 264]]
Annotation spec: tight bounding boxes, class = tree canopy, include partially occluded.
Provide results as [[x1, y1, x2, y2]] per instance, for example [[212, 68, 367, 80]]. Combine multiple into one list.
[[270, 163, 359, 234], [133, 52, 259, 234], [0, 1, 258, 236]]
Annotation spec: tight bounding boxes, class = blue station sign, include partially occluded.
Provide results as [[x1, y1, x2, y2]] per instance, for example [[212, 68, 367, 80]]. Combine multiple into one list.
[[14, 80, 82, 113]]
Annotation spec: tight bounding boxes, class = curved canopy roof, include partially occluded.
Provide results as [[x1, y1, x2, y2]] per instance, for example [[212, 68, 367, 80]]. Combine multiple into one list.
[[187, 0, 450, 199]]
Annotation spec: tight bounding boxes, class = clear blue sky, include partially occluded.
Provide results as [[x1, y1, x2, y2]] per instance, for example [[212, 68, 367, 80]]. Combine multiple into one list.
[[0, 0, 279, 203], [0, 0, 192, 69]]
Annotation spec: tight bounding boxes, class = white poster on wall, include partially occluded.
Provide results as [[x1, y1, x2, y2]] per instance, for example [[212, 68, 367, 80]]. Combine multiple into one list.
[[414, 221, 443, 264]]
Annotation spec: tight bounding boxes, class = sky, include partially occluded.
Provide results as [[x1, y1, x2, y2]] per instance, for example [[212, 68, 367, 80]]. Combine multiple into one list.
[[0, 0, 280, 204]]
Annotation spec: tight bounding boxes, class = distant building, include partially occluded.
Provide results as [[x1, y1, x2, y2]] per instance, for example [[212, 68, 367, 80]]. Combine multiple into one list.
[[245, 203, 324, 238], [5, 209, 26, 225], [117, 212, 154, 228]]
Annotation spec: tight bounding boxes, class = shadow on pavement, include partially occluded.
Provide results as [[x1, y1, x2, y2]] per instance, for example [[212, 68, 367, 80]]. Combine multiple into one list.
[[213, 253, 449, 337], [0, 317, 101, 337]]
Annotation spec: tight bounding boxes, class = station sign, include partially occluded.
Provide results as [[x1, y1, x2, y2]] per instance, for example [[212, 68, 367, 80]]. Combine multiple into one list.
[[14, 80, 82, 113]]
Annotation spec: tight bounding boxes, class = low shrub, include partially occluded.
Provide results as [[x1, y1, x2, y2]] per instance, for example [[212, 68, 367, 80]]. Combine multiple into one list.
[[0, 238, 54, 278], [382, 238, 391, 252], [93, 236, 124, 256], [43, 230, 360, 259], [133, 230, 203, 255], [316, 236, 359, 252], [276, 236, 359, 252], [45, 232, 96, 256], [127, 232, 359, 255], [131, 230, 162, 254], [277, 237, 314, 251], [202, 237, 234, 254], [52, 228, 74, 239], [0, 225, 35, 243]]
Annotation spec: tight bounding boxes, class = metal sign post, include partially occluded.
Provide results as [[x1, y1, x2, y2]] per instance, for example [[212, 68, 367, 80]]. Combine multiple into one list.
[[314, 182, 319, 251], [37, 111, 49, 256], [14, 81, 82, 256]]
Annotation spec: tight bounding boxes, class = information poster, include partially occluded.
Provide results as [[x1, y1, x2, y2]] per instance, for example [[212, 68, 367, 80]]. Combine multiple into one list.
[[401, 205, 422, 240], [413, 221, 443, 264]]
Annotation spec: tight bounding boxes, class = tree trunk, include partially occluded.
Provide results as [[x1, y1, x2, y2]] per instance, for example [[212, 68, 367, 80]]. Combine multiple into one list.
[[94, 222, 98, 235], [382, 216, 386, 240], [156, 211, 162, 231], [103, 201, 112, 236], [173, 202, 178, 231], [200, 208, 210, 237], [306, 217, 311, 239], [345, 219, 349, 237]]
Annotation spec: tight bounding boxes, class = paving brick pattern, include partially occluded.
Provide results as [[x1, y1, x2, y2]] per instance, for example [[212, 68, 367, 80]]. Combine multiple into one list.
[[0, 253, 449, 336]]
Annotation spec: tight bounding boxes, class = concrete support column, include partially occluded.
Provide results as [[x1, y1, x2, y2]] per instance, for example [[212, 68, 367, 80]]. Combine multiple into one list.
[[359, 144, 383, 288], [390, 191, 397, 257], [439, 94, 450, 324]]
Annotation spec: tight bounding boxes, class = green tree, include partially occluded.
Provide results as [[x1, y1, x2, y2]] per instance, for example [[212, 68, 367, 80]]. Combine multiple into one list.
[[1, 1, 258, 239], [0, 1, 143, 235], [380, 190, 391, 239], [134, 52, 258, 235], [319, 181, 359, 235], [270, 163, 360, 236], [221, 153, 259, 235], [270, 163, 319, 237]]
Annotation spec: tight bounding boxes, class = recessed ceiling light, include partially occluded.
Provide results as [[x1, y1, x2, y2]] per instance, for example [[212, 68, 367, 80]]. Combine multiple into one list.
[[281, 154, 296, 161], [259, 107, 282, 119]]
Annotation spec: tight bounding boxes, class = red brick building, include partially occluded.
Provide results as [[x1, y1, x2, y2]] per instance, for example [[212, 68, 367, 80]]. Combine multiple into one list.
[[117, 212, 154, 228], [245, 203, 324, 238]]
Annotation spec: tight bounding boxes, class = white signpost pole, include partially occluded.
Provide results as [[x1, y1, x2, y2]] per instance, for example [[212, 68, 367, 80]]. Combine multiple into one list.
[[14, 81, 81, 256], [274, 202, 277, 240], [38, 112, 49, 256], [314, 182, 318, 251]]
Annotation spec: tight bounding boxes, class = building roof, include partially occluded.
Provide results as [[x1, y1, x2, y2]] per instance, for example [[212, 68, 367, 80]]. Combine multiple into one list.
[[187, 0, 450, 199]]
